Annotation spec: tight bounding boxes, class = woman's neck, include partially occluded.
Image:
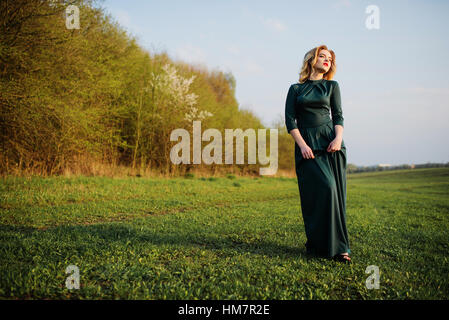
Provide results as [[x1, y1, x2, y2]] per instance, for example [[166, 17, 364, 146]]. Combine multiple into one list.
[[309, 71, 324, 80]]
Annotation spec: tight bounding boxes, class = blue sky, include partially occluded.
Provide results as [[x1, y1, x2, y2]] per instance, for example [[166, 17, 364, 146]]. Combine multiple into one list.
[[100, 0, 449, 166]]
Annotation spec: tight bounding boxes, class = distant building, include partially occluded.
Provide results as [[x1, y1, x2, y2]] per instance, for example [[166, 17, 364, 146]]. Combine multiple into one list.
[[378, 164, 391, 167]]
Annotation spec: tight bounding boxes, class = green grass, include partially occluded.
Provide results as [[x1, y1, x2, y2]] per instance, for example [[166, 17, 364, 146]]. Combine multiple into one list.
[[1, 168, 448, 299]]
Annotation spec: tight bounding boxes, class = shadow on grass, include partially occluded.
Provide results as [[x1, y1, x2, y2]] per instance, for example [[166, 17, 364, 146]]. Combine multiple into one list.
[[0, 223, 320, 261]]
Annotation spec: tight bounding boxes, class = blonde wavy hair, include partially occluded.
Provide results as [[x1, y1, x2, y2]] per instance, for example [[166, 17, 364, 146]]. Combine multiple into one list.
[[298, 45, 336, 83]]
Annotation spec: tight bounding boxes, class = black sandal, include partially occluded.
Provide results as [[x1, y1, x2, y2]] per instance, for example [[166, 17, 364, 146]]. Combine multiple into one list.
[[333, 254, 351, 263]]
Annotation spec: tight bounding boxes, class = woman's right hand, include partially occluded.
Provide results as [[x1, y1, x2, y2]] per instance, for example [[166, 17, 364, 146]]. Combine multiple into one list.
[[299, 144, 315, 159]]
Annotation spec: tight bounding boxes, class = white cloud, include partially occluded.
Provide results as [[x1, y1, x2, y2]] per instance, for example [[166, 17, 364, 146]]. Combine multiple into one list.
[[174, 44, 208, 65], [332, 0, 351, 9], [244, 60, 264, 74], [222, 58, 265, 77], [406, 87, 449, 95], [259, 16, 287, 32], [227, 45, 241, 55], [111, 9, 143, 36], [115, 10, 130, 26]]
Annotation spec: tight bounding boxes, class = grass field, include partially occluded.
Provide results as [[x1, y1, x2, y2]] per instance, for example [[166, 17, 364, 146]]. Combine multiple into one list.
[[1, 168, 448, 299]]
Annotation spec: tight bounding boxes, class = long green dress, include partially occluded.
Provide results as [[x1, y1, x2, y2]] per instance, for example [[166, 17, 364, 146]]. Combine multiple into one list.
[[285, 78, 350, 258]]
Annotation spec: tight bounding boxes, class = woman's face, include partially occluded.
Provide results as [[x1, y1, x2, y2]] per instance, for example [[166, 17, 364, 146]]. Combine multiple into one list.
[[315, 49, 332, 73]]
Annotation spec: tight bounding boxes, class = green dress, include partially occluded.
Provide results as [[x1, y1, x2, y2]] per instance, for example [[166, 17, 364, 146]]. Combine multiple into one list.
[[285, 78, 350, 258]]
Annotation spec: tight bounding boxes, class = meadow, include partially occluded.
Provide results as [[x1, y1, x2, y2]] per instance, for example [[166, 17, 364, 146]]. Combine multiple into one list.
[[0, 168, 448, 299]]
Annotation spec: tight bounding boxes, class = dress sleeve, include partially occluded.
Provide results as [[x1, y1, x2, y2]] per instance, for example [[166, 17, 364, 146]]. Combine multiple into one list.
[[285, 84, 298, 133], [330, 81, 344, 127]]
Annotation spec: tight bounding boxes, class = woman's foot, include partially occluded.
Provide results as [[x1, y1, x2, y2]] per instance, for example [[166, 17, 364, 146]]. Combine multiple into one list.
[[333, 253, 351, 263]]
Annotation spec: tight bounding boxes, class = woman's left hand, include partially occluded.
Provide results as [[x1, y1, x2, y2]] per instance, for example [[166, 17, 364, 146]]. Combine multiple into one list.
[[327, 137, 342, 153]]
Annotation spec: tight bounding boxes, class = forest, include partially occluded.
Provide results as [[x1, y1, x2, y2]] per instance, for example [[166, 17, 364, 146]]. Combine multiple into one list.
[[0, 0, 294, 177]]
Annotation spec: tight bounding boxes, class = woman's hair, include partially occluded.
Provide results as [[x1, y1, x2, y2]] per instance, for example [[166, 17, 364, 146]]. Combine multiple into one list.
[[298, 45, 336, 83]]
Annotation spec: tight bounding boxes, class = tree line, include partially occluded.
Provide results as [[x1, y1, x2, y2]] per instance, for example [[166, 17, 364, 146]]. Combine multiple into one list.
[[1, 0, 297, 177]]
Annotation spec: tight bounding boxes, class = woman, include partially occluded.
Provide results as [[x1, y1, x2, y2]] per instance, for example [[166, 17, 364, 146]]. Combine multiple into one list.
[[285, 45, 351, 263]]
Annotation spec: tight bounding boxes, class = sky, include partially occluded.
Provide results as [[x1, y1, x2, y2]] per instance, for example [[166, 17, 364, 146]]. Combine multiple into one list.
[[99, 0, 449, 167]]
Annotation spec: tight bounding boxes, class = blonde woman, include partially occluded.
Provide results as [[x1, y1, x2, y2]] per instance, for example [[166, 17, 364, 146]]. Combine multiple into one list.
[[285, 45, 351, 263]]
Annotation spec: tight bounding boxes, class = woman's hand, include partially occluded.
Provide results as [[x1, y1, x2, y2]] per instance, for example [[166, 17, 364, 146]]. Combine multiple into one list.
[[299, 144, 315, 159], [327, 137, 342, 153]]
